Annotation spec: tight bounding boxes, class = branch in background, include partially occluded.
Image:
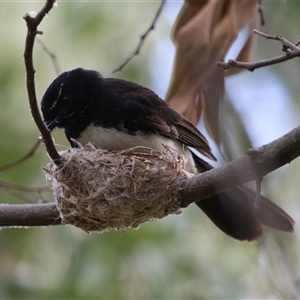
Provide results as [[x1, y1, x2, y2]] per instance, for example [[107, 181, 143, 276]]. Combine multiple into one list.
[[0, 139, 40, 172], [1, 124, 300, 228], [37, 38, 61, 75], [113, 0, 165, 73], [0, 188, 41, 204], [0, 180, 50, 204], [217, 30, 300, 72], [23, 0, 62, 165]]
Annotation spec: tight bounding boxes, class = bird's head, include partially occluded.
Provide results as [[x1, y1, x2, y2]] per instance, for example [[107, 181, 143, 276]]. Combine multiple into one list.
[[41, 68, 102, 131]]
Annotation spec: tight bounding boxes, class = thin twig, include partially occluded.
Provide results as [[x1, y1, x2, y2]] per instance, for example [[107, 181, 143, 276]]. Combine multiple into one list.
[[37, 38, 61, 75], [113, 0, 166, 73], [258, 0, 265, 26], [253, 29, 300, 52], [218, 30, 300, 72], [23, 0, 62, 165], [217, 52, 300, 72], [0, 139, 40, 172]]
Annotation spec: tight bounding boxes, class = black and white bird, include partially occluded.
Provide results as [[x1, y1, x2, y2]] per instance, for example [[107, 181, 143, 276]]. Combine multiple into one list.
[[41, 68, 294, 241]]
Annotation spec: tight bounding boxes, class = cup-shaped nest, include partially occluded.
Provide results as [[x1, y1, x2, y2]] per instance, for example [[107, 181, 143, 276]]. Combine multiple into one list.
[[44, 143, 190, 232]]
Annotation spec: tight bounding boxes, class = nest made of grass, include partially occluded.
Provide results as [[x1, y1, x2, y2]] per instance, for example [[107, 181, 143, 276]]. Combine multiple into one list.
[[44, 143, 190, 232]]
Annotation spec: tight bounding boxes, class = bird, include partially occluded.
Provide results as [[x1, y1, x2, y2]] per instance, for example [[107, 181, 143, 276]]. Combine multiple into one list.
[[41, 67, 294, 241]]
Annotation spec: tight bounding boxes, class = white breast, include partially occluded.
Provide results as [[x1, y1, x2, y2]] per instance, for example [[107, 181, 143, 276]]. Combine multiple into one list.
[[77, 125, 198, 174]]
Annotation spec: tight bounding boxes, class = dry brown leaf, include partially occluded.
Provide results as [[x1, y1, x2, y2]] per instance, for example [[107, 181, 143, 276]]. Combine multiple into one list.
[[225, 16, 260, 76], [166, 0, 259, 146]]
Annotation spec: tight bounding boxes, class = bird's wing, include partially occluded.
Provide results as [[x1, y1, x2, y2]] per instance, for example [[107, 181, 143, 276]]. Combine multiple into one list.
[[117, 84, 216, 161]]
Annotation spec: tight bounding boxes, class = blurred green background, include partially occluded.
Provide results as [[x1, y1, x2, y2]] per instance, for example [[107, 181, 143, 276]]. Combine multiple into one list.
[[0, 1, 300, 299]]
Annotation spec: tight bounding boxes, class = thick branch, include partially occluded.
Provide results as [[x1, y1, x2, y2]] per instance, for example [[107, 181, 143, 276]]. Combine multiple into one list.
[[180, 124, 300, 206], [0, 124, 300, 228], [0, 203, 61, 227], [23, 0, 62, 165]]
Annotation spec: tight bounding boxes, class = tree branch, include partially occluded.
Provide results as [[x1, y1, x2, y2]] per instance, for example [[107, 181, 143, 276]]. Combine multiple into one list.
[[180, 125, 300, 206], [23, 0, 62, 165], [218, 30, 300, 72], [0, 203, 61, 227], [1, 124, 300, 228]]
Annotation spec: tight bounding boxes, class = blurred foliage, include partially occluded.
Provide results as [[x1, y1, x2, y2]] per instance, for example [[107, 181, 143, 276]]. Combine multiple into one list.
[[0, 1, 300, 299]]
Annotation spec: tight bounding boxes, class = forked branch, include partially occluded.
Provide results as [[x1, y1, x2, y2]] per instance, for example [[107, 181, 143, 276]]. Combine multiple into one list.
[[218, 30, 300, 72]]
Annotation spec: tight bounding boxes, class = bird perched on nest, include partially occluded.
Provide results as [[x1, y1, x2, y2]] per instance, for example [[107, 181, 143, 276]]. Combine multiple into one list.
[[41, 67, 294, 241]]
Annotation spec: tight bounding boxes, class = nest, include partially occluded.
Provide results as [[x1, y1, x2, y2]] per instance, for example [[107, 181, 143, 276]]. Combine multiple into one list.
[[44, 143, 190, 233]]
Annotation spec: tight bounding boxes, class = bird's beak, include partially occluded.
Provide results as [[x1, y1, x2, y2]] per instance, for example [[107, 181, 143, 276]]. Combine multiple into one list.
[[44, 116, 59, 131]]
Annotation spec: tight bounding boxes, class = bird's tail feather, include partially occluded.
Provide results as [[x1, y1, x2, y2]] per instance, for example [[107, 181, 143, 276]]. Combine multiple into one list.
[[192, 154, 294, 241]]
